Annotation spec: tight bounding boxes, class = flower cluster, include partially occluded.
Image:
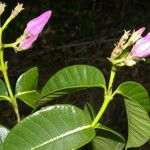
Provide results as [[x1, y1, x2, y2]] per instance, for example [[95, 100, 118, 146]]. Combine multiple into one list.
[[110, 27, 150, 66]]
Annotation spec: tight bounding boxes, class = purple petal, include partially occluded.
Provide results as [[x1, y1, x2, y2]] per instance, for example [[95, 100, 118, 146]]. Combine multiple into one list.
[[131, 37, 150, 58], [25, 10, 52, 35], [143, 32, 150, 40], [19, 10, 52, 50], [19, 35, 38, 50]]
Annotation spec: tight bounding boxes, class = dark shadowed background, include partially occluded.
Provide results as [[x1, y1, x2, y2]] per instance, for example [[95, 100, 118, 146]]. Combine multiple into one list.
[[0, 0, 150, 149]]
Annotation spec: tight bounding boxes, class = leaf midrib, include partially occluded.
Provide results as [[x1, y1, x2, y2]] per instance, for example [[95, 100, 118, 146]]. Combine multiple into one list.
[[31, 125, 92, 150], [41, 84, 105, 98], [15, 90, 37, 97]]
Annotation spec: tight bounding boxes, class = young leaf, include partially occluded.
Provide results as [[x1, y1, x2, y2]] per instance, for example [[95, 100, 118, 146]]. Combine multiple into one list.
[[15, 67, 39, 108], [115, 81, 150, 112], [0, 80, 10, 101], [84, 103, 96, 122], [124, 98, 150, 149], [3, 105, 96, 150], [82, 124, 125, 150], [40, 65, 106, 105]]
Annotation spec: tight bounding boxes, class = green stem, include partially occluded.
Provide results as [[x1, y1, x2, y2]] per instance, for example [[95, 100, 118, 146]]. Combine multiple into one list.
[[3, 43, 15, 48], [92, 96, 111, 127], [0, 29, 20, 123], [0, 50, 20, 123], [92, 65, 117, 127], [3, 35, 25, 51], [107, 66, 117, 95], [1, 16, 13, 31]]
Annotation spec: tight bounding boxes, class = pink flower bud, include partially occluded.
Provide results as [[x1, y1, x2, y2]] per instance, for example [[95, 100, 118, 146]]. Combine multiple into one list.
[[123, 27, 145, 49], [131, 32, 150, 58], [19, 10, 52, 50], [133, 27, 145, 38]]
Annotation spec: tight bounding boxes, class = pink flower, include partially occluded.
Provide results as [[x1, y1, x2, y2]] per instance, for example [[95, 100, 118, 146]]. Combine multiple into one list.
[[131, 32, 150, 58], [19, 10, 52, 50]]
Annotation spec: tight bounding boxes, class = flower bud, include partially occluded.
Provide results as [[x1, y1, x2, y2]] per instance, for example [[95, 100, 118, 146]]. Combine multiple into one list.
[[130, 32, 150, 58], [111, 30, 130, 58], [123, 27, 145, 49], [0, 2, 6, 16], [19, 10, 52, 50], [11, 3, 24, 18], [124, 57, 137, 66]]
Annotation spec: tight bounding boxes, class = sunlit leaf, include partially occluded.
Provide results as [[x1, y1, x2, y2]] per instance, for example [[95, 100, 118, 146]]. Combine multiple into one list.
[[4, 105, 95, 150]]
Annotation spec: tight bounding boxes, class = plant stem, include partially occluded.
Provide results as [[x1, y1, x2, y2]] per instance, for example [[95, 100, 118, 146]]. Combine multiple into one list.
[[0, 29, 20, 123], [0, 50, 20, 123], [107, 65, 117, 95], [92, 96, 111, 127], [92, 65, 117, 127]]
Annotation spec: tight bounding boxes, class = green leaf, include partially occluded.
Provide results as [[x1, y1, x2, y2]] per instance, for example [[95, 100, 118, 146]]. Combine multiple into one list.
[[115, 81, 150, 112], [96, 124, 125, 140], [82, 124, 125, 150], [0, 80, 9, 101], [0, 144, 2, 150], [84, 103, 96, 122], [91, 136, 124, 150], [0, 124, 9, 150], [4, 105, 96, 150], [15, 67, 39, 108], [124, 98, 150, 149], [40, 65, 106, 104], [15, 67, 38, 93], [0, 125, 9, 144], [15, 91, 40, 108]]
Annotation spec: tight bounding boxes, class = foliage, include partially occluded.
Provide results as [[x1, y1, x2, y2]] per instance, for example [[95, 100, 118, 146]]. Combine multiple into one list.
[[0, 2, 149, 150]]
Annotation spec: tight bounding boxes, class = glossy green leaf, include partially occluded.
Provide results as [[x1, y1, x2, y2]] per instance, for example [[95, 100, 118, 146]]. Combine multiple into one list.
[[115, 81, 150, 111], [15, 67, 38, 93], [0, 125, 9, 150], [4, 105, 96, 150], [0, 80, 9, 101], [124, 98, 150, 149], [40, 65, 106, 104], [0, 125, 9, 144], [15, 67, 39, 107], [84, 103, 96, 122], [15, 91, 40, 108], [82, 124, 125, 150]]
